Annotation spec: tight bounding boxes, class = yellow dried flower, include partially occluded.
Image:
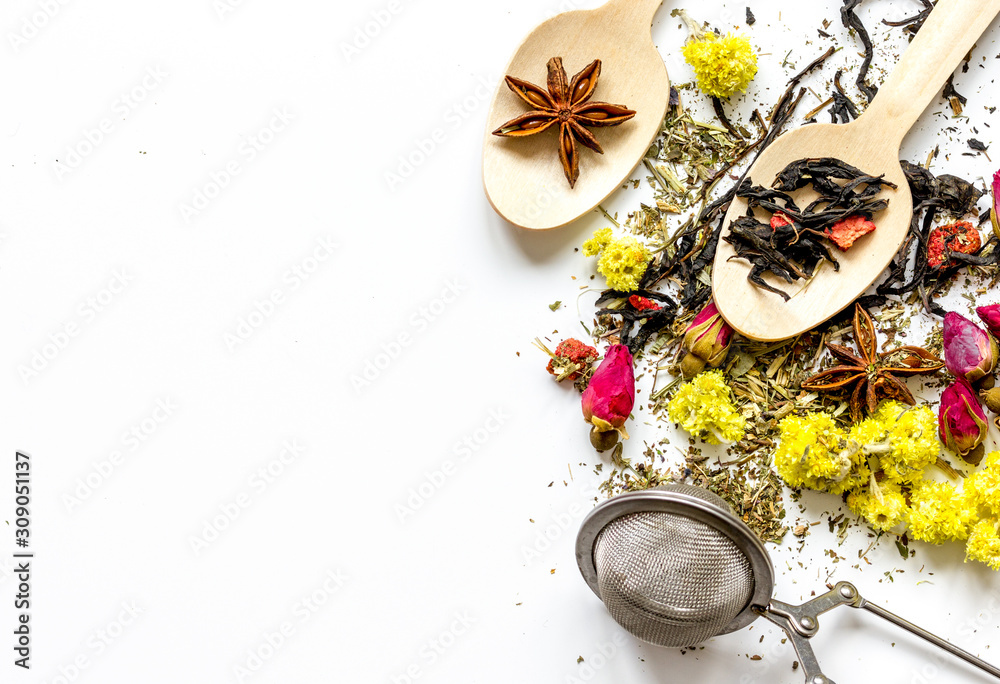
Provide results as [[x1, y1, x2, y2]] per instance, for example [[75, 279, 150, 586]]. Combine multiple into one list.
[[847, 480, 907, 532], [581, 228, 650, 291], [873, 402, 940, 484], [847, 412, 886, 447], [598, 236, 650, 292], [965, 451, 1000, 515], [682, 32, 758, 99], [908, 481, 975, 545], [966, 519, 1000, 571], [582, 227, 613, 257], [667, 370, 746, 445], [774, 412, 866, 494]]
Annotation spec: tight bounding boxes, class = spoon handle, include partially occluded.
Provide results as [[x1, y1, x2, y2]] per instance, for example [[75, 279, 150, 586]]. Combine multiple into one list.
[[599, 0, 663, 32], [861, 0, 1000, 144]]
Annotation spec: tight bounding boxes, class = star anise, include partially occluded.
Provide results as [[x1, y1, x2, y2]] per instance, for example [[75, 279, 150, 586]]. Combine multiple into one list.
[[492, 57, 636, 188], [800, 303, 944, 423]]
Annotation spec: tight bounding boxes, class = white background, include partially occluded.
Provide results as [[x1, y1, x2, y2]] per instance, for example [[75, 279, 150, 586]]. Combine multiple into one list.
[[2, 0, 1000, 683]]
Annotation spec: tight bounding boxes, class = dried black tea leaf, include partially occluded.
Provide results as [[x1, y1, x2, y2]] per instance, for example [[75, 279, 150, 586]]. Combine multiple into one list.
[[725, 158, 894, 299]]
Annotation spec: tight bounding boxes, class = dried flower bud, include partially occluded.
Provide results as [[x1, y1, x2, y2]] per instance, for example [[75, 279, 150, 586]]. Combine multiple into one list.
[[581, 344, 635, 439], [943, 312, 998, 385], [980, 387, 1000, 415], [589, 426, 619, 452], [679, 301, 734, 379], [682, 31, 758, 99], [939, 379, 989, 461], [991, 169, 1000, 241], [977, 304, 1000, 340]]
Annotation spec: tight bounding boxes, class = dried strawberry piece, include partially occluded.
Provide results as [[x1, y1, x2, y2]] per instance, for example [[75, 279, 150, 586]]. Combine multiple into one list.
[[546, 338, 598, 380], [824, 215, 877, 251], [770, 212, 794, 230], [927, 220, 981, 270], [628, 295, 661, 312]]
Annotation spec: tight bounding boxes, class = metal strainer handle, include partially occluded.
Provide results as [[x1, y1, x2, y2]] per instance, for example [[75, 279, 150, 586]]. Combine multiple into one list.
[[758, 581, 1000, 683]]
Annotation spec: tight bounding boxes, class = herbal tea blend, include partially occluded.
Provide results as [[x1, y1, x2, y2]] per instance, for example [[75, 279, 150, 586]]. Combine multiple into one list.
[[534, 3, 1000, 577]]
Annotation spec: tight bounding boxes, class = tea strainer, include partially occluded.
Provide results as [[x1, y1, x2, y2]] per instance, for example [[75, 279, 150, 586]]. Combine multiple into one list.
[[576, 484, 1000, 683]]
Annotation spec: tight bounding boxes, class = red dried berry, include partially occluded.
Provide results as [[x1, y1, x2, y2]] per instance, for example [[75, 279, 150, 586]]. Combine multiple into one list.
[[927, 220, 981, 270], [628, 295, 661, 312], [546, 338, 598, 380], [555, 339, 597, 363], [824, 215, 877, 251], [770, 212, 793, 230]]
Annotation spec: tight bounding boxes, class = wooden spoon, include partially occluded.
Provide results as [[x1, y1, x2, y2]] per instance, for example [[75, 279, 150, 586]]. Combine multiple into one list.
[[713, 0, 1000, 342], [482, 0, 668, 231]]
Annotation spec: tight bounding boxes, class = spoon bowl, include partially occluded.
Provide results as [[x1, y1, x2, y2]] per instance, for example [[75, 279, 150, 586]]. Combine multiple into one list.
[[713, 0, 1000, 341], [713, 122, 912, 341], [482, 0, 668, 231]]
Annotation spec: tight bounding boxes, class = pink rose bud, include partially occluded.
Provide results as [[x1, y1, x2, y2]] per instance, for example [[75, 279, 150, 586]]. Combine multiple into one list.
[[944, 312, 998, 385], [991, 169, 1000, 241], [679, 301, 734, 378], [939, 379, 989, 461], [582, 344, 635, 439], [977, 304, 1000, 340]]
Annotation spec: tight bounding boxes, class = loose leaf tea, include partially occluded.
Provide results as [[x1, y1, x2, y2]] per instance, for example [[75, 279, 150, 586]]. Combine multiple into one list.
[[724, 158, 896, 300], [595, 290, 677, 355], [726, 216, 840, 300], [882, 0, 934, 36], [636, 48, 835, 315], [828, 70, 860, 124], [876, 162, 996, 315], [841, 0, 878, 102]]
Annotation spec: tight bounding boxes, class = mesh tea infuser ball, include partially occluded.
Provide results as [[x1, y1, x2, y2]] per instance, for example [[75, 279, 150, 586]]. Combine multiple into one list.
[[576, 484, 1000, 683]]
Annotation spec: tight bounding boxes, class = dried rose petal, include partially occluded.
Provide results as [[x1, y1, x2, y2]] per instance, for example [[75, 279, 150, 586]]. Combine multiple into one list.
[[581, 344, 635, 438], [679, 300, 734, 378], [927, 221, 981, 270], [943, 312, 998, 385], [939, 379, 989, 460], [824, 215, 876, 251]]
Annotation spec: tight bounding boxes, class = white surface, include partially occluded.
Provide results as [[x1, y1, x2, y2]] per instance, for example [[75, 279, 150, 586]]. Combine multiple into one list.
[[2, 1, 1000, 683]]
